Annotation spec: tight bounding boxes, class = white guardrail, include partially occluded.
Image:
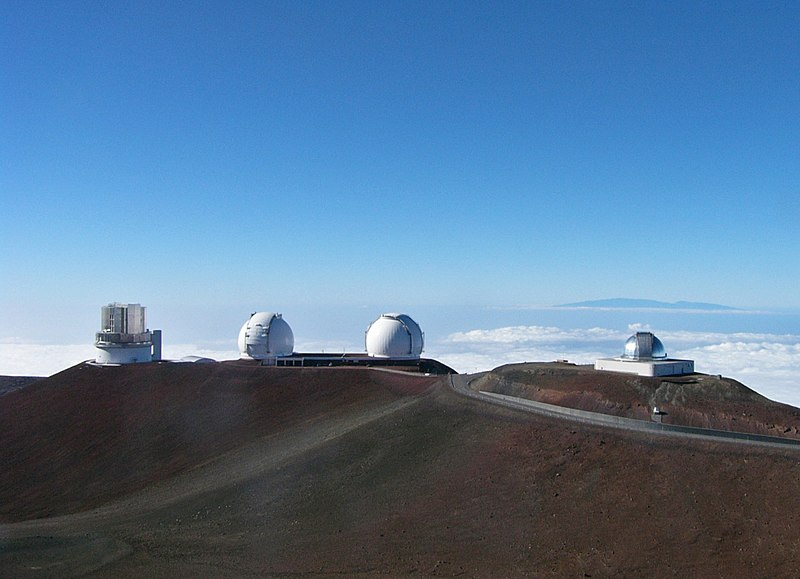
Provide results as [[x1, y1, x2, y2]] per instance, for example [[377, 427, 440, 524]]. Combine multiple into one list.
[[450, 374, 800, 450]]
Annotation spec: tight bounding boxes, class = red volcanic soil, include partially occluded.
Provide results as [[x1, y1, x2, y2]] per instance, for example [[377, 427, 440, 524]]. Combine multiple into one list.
[[2, 362, 800, 577], [0, 361, 435, 522], [481, 362, 800, 438], [0, 376, 43, 396]]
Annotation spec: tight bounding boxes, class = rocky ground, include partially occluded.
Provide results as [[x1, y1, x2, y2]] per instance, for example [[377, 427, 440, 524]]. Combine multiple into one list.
[[0, 376, 43, 397], [2, 362, 800, 577], [480, 362, 800, 438]]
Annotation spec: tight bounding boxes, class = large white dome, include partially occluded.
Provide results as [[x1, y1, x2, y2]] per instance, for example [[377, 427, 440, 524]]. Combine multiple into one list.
[[365, 313, 424, 359], [238, 312, 294, 359]]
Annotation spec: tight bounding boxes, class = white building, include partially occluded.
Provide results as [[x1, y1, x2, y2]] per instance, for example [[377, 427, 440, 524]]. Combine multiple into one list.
[[95, 303, 161, 364], [365, 313, 424, 359], [594, 331, 694, 377], [238, 312, 294, 360]]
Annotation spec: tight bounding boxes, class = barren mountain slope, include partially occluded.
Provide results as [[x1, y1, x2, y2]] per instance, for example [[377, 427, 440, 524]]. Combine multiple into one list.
[[0, 361, 436, 522], [480, 362, 800, 437], [2, 363, 800, 577]]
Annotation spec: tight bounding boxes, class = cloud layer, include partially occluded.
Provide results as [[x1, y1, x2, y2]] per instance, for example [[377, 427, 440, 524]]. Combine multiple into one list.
[[0, 339, 359, 378], [3, 325, 800, 407]]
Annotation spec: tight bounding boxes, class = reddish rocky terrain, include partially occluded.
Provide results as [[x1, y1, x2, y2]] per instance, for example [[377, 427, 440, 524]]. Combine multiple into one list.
[[2, 361, 800, 577], [0, 376, 43, 397], [480, 362, 800, 438], [0, 361, 435, 522]]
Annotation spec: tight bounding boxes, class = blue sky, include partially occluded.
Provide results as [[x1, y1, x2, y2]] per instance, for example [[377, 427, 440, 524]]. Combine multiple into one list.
[[2, 2, 800, 390]]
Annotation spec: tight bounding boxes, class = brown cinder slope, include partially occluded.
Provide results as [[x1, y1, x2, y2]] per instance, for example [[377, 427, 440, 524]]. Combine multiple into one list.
[[482, 362, 800, 437], [2, 363, 800, 577], [0, 361, 435, 522]]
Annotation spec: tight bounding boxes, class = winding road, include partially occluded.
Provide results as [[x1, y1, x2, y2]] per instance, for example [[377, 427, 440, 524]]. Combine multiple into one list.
[[449, 373, 800, 450]]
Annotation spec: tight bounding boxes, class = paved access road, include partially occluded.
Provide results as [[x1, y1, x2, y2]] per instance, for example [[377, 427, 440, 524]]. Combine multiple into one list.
[[450, 373, 800, 450]]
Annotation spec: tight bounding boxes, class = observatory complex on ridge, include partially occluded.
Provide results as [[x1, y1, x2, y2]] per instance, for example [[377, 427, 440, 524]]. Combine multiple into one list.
[[88, 303, 695, 379], [88, 304, 451, 373], [235, 311, 452, 373], [594, 331, 694, 377]]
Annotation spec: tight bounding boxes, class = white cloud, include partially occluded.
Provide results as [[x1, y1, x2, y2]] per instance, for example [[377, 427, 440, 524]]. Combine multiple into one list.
[[643, 326, 800, 348], [0, 342, 242, 376], [0, 339, 363, 377], [446, 325, 625, 345], [162, 344, 240, 363], [0, 342, 97, 376], [292, 339, 363, 354], [677, 341, 800, 406]]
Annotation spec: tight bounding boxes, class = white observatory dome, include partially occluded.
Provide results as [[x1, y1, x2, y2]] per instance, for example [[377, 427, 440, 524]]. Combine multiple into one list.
[[365, 313, 424, 359], [622, 332, 667, 360], [238, 312, 294, 359]]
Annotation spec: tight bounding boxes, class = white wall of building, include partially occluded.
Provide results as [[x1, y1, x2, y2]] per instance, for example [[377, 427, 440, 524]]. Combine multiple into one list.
[[594, 358, 694, 377], [95, 343, 153, 364]]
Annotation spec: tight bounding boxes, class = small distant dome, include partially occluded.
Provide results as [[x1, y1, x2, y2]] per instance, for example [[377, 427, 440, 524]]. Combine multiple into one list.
[[622, 332, 667, 359], [238, 312, 294, 359], [365, 313, 424, 359], [177, 355, 216, 364]]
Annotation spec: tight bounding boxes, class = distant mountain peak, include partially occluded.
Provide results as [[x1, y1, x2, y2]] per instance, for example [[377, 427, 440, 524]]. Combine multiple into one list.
[[556, 298, 737, 311]]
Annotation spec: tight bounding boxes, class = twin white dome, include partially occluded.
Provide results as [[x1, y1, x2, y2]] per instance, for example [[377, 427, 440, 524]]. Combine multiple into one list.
[[238, 311, 425, 360], [238, 312, 294, 359], [365, 313, 424, 359]]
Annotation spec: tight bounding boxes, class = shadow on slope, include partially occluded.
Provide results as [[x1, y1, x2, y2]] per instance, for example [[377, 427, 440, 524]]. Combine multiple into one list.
[[0, 361, 439, 523]]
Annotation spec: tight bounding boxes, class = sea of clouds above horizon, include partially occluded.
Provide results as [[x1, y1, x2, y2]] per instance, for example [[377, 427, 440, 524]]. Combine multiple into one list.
[[427, 323, 800, 407], [2, 323, 800, 407]]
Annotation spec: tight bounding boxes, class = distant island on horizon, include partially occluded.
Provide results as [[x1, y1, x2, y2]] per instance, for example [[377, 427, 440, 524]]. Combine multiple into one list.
[[556, 298, 738, 311]]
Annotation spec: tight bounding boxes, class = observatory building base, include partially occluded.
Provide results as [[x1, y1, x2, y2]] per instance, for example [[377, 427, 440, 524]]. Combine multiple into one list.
[[95, 343, 154, 365], [594, 358, 695, 377], [256, 354, 455, 375]]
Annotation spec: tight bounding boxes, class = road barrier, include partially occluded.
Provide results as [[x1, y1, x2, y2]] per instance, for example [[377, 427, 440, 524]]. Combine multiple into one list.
[[450, 374, 800, 450]]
